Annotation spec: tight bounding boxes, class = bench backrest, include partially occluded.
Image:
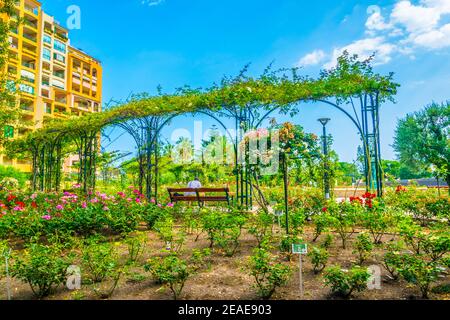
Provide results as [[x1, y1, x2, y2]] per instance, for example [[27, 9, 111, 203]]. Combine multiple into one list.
[[168, 188, 229, 193], [168, 187, 230, 205]]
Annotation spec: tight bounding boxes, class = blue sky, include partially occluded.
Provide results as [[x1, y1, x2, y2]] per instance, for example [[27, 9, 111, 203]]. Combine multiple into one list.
[[44, 0, 450, 162]]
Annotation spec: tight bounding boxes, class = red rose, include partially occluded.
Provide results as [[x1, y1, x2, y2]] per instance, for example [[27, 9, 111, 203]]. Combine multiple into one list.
[[7, 194, 17, 202], [15, 201, 25, 208], [322, 207, 328, 212], [31, 201, 38, 209]]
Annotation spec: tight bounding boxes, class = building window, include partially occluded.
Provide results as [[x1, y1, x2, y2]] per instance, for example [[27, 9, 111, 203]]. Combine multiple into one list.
[[53, 52, 65, 63], [43, 34, 52, 45], [53, 39, 66, 53], [19, 84, 34, 95], [43, 48, 51, 61]]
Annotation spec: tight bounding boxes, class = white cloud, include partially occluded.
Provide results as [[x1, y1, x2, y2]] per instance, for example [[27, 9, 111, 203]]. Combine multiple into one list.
[[142, 0, 165, 6], [296, 0, 450, 69], [296, 50, 326, 66], [366, 6, 392, 33], [412, 23, 450, 48], [390, 1, 441, 33], [324, 37, 396, 69], [421, 0, 450, 14]]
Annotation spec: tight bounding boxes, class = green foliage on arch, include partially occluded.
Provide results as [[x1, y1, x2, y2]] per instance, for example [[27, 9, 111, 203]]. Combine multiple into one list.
[[6, 52, 399, 155]]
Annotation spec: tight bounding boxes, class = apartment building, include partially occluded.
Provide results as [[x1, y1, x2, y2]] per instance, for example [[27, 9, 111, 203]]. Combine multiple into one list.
[[1, 0, 102, 172]]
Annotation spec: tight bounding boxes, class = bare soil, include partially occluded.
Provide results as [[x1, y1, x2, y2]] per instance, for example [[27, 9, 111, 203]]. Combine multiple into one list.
[[1, 224, 449, 301]]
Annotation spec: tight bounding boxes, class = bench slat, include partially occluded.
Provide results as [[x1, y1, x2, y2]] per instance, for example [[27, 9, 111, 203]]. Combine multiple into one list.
[[168, 187, 230, 206]]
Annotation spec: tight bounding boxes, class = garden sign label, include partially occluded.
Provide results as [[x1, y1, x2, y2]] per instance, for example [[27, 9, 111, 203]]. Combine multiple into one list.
[[292, 243, 307, 298], [292, 243, 307, 255]]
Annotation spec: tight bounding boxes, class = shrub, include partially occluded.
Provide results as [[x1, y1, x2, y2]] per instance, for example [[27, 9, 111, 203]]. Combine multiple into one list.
[[92, 266, 126, 299], [80, 238, 126, 299], [311, 213, 330, 242], [144, 252, 200, 300], [359, 199, 395, 244], [11, 243, 72, 298], [399, 220, 450, 261], [381, 242, 403, 281], [353, 232, 374, 264], [81, 239, 119, 283], [0, 240, 10, 278], [182, 207, 203, 240], [190, 248, 212, 271], [279, 234, 302, 255], [323, 265, 370, 298], [0, 177, 19, 190], [201, 209, 225, 248], [201, 210, 246, 254], [125, 232, 147, 265], [326, 202, 359, 249], [308, 246, 329, 274], [143, 203, 166, 229], [0, 165, 28, 189], [213, 211, 246, 257], [281, 208, 306, 236], [395, 254, 443, 299], [153, 214, 185, 252], [422, 233, 450, 262], [321, 234, 334, 249], [398, 218, 427, 254], [248, 211, 274, 247], [425, 198, 450, 221], [248, 242, 291, 299]]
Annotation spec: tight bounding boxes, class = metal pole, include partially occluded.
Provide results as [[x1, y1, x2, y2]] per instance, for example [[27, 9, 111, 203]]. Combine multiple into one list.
[[283, 154, 289, 235], [5, 248, 11, 300], [299, 254, 303, 298], [235, 116, 239, 207], [318, 118, 331, 199], [323, 124, 330, 199]]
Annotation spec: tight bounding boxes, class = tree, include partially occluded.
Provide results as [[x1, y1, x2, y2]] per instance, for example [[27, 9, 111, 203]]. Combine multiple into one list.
[[336, 161, 361, 185], [393, 102, 450, 191]]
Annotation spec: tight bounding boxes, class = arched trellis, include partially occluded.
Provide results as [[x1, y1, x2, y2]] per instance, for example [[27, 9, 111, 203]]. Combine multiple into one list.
[[23, 95, 383, 202], [22, 94, 383, 200], [253, 93, 383, 196], [111, 115, 168, 201], [143, 110, 239, 203], [9, 55, 399, 201]]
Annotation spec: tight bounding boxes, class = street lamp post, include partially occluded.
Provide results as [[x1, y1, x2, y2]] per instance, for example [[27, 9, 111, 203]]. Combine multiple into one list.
[[318, 118, 331, 200]]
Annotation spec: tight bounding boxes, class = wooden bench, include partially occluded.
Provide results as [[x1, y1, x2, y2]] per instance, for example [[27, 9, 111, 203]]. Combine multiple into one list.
[[167, 188, 231, 207]]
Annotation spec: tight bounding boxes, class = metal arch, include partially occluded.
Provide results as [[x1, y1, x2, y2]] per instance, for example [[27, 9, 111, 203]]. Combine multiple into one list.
[[151, 110, 237, 153], [252, 97, 381, 195], [254, 99, 365, 139]]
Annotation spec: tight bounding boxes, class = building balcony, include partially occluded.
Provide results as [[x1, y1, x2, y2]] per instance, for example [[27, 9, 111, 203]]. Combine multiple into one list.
[[22, 33, 38, 44], [9, 51, 19, 61], [20, 104, 34, 113], [24, 5, 39, 17], [21, 61, 36, 70], [53, 112, 69, 119], [22, 47, 37, 57], [23, 20, 38, 31]]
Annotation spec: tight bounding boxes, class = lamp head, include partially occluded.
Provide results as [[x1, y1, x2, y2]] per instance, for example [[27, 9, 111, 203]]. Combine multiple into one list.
[[318, 118, 331, 126]]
